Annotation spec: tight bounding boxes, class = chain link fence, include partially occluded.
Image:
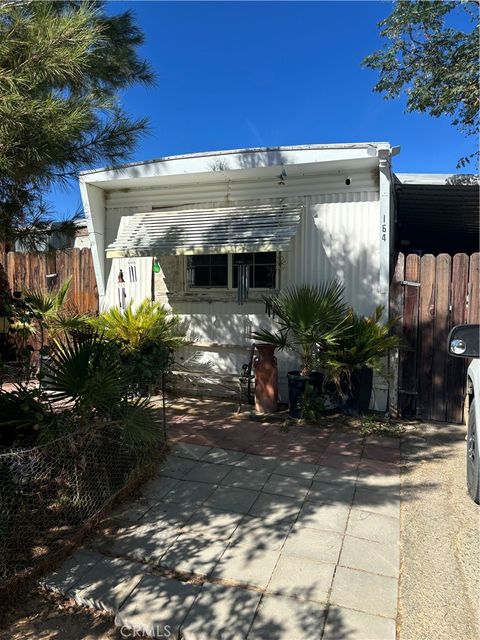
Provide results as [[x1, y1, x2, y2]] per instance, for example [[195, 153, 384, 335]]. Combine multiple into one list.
[[0, 421, 166, 582]]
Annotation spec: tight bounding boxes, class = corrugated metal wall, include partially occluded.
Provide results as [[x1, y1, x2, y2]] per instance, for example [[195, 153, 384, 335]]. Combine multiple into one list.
[[102, 173, 382, 404], [285, 192, 381, 314]]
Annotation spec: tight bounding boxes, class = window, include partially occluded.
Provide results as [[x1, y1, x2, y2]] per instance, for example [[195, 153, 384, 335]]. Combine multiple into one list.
[[187, 254, 228, 287], [187, 252, 277, 289], [233, 252, 277, 289]]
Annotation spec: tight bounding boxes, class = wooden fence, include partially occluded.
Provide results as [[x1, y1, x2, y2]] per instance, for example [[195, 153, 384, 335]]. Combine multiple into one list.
[[0, 248, 98, 315], [390, 252, 479, 424]]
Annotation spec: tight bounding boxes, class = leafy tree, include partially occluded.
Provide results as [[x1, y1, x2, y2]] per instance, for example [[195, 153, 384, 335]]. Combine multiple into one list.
[[0, 0, 155, 248], [363, 0, 479, 168]]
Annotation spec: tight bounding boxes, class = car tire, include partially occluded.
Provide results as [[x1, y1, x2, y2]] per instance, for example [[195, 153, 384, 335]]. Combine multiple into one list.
[[466, 402, 479, 504]]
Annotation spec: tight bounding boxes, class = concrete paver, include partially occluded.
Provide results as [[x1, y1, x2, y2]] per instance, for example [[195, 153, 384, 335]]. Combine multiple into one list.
[[248, 594, 325, 639], [233, 453, 278, 471], [100, 522, 178, 564], [40, 549, 100, 594], [274, 459, 318, 479], [213, 543, 280, 589], [185, 506, 244, 540], [323, 606, 396, 640], [229, 515, 292, 551], [67, 556, 144, 613], [297, 501, 351, 533], [160, 533, 228, 577], [170, 442, 211, 460], [339, 535, 400, 578], [330, 565, 398, 618], [201, 447, 246, 465], [282, 527, 343, 565], [115, 573, 200, 637], [157, 455, 199, 479], [185, 461, 232, 483], [352, 486, 400, 519], [262, 473, 311, 499], [306, 479, 356, 504], [181, 582, 262, 640], [221, 466, 271, 490], [205, 485, 259, 514], [162, 478, 217, 505], [267, 554, 335, 603], [248, 492, 302, 523], [346, 509, 400, 545]]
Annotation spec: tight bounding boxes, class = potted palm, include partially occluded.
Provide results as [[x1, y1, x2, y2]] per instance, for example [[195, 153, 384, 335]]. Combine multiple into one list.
[[323, 305, 405, 415], [252, 282, 346, 417]]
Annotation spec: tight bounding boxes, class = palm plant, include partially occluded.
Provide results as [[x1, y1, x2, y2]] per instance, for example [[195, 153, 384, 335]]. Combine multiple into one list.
[[324, 306, 404, 381], [252, 282, 347, 376], [40, 332, 159, 445], [92, 299, 185, 350], [18, 278, 90, 382]]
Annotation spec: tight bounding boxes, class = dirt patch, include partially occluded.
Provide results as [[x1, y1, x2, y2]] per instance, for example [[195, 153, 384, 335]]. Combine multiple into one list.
[[0, 589, 122, 640]]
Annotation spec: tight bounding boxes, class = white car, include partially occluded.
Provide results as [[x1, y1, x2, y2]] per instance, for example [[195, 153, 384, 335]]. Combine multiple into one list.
[[449, 324, 480, 503]]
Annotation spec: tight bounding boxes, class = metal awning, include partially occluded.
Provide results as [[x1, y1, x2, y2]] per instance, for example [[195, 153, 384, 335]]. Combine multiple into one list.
[[105, 201, 303, 258]]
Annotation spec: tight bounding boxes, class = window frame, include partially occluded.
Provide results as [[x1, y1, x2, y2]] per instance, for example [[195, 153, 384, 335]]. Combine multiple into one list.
[[184, 252, 280, 291]]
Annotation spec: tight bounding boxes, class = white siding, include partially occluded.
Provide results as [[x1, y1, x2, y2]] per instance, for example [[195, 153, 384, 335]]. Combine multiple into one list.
[[104, 256, 153, 311], [284, 192, 381, 314], [99, 170, 385, 406]]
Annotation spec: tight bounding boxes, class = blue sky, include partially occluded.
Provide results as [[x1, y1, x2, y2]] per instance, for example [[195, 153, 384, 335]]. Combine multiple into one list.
[[50, 0, 474, 218]]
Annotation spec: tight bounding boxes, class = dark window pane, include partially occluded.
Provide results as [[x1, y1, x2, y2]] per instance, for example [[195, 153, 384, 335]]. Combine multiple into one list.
[[254, 264, 276, 288], [254, 251, 276, 265], [234, 253, 253, 265], [210, 265, 228, 286], [192, 266, 210, 286], [189, 255, 210, 266], [210, 254, 228, 266]]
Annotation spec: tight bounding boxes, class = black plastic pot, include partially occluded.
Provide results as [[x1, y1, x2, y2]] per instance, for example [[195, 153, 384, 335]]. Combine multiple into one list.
[[287, 371, 324, 418], [339, 367, 373, 416]]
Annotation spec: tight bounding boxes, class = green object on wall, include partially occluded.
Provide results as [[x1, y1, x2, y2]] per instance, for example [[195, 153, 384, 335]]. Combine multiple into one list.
[[153, 259, 161, 273]]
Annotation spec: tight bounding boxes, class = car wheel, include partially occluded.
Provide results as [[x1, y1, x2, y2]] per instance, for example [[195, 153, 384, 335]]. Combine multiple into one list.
[[466, 402, 479, 504]]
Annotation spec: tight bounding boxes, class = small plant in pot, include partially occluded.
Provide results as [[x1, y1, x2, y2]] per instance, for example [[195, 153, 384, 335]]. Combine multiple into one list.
[[323, 305, 405, 416], [252, 282, 346, 417]]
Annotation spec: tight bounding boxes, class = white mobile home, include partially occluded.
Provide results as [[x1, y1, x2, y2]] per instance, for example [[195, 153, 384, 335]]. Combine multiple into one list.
[[80, 143, 399, 409]]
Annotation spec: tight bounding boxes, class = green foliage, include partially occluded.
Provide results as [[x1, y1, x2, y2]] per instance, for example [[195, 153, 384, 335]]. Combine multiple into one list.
[[323, 305, 405, 391], [297, 383, 325, 423], [93, 299, 186, 350], [252, 282, 347, 376], [0, 0, 155, 246], [360, 414, 405, 438], [1, 331, 160, 447], [22, 278, 89, 337], [363, 0, 479, 168], [42, 333, 127, 414]]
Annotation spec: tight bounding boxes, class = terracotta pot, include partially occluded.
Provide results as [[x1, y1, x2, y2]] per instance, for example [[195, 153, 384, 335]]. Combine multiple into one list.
[[253, 343, 278, 414]]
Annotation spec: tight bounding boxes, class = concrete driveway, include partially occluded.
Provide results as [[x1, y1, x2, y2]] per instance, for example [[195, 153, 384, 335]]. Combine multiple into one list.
[[42, 417, 402, 640]]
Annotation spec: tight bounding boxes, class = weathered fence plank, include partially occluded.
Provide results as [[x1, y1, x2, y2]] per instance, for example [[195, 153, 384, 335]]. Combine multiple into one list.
[[400, 254, 421, 417], [446, 254, 469, 424], [431, 254, 451, 422], [468, 252, 479, 324], [417, 254, 436, 420], [0, 249, 98, 315]]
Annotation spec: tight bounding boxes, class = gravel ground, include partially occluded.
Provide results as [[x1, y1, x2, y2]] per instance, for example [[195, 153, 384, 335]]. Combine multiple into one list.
[[399, 422, 480, 640]]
